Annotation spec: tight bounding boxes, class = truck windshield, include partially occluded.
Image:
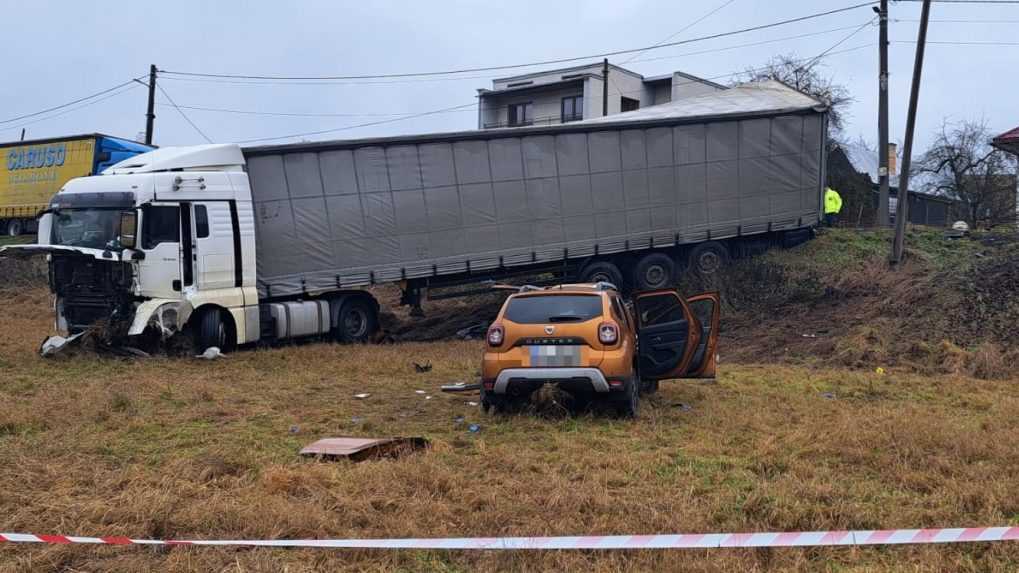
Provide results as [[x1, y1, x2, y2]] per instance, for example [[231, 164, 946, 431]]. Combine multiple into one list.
[[51, 209, 122, 250], [504, 294, 604, 324]]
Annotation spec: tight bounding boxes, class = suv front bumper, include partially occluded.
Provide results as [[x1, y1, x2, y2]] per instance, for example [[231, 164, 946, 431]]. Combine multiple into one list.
[[493, 367, 610, 394]]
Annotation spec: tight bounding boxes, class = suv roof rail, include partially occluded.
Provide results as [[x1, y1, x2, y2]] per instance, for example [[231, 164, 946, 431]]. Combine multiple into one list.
[[593, 281, 618, 291], [517, 284, 543, 292]]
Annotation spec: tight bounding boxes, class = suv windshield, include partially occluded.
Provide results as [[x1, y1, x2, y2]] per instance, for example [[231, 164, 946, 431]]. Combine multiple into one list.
[[504, 294, 604, 324], [51, 209, 122, 250]]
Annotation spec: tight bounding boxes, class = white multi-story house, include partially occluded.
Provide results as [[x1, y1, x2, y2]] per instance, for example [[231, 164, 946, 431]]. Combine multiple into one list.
[[476, 62, 724, 129]]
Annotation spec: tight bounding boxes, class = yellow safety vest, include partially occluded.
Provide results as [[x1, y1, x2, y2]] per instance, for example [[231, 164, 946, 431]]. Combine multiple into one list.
[[824, 187, 843, 215]]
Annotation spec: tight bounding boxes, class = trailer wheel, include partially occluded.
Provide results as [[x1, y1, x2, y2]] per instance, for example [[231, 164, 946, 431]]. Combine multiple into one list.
[[633, 252, 676, 290], [688, 242, 729, 275], [579, 261, 624, 289], [334, 298, 377, 343], [195, 308, 234, 353], [7, 219, 23, 237]]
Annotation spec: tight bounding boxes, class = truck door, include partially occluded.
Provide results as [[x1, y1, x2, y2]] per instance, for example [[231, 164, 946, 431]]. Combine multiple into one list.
[[634, 289, 702, 381], [138, 204, 183, 298], [684, 292, 721, 378], [189, 202, 236, 290]]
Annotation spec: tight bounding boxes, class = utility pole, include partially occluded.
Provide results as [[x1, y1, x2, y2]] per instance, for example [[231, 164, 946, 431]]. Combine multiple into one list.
[[602, 58, 609, 117], [19, 128, 25, 141], [877, 0, 890, 227], [145, 64, 157, 146], [891, 0, 932, 264]]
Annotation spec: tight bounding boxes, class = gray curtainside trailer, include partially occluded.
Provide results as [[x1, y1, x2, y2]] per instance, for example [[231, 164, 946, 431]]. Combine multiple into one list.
[[243, 80, 826, 303], [1, 80, 828, 353]]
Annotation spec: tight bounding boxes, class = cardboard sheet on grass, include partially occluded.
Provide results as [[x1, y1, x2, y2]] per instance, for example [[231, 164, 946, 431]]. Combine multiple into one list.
[[300, 437, 429, 462]]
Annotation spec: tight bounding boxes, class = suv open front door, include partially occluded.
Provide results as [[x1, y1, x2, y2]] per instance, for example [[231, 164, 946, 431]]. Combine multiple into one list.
[[634, 289, 720, 381]]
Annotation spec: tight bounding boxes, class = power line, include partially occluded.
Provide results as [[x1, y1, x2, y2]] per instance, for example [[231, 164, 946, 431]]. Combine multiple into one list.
[[894, 39, 1019, 44], [155, 102, 477, 118], [794, 16, 877, 72], [156, 23, 872, 90], [0, 84, 142, 135], [236, 102, 479, 144], [898, 0, 1019, 3], [619, 0, 737, 64], [235, 42, 873, 145], [160, 1, 879, 81], [895, 18, 1019, 22], [155, 83, 213, 143], [628, 23, 872, 64], [0, 78, 141, 125]]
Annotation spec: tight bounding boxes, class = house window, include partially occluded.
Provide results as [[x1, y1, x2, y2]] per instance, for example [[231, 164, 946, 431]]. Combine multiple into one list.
[[561, 95, 583, 122], [621, 97, 640, 112], [508, 102, 533, 126]]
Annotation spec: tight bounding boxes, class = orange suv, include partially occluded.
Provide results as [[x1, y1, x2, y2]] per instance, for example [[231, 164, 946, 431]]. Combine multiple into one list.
[[481, 282, 720, 417]]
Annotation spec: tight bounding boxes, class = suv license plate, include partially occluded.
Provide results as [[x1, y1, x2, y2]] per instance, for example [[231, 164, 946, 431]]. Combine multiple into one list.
[[529, 345, 581, 367]]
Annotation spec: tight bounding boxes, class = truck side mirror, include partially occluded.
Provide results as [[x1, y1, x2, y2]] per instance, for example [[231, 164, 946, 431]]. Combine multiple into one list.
[[120, 211, 138, 249]]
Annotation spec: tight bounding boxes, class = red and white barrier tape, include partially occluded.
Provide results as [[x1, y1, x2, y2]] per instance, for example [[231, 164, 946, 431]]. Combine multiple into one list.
[[2, 527, 1018, 549]]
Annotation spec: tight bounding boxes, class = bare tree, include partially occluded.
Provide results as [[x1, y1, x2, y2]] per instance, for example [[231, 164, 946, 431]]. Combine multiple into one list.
[[918, 120, 1018, 229], [735, 54, 853, 141]]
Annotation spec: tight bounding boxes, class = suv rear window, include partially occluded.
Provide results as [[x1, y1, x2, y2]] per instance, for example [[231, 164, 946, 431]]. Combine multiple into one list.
[[504, 295, 604, 324]]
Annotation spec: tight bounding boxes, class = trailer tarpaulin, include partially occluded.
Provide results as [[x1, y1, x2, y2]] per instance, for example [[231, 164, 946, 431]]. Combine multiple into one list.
[[244, 80, 827, 298]]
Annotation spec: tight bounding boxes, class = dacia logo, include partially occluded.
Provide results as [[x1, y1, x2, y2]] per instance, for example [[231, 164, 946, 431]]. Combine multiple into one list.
[[6, 143, 66, 171], [544, 325, 555, 335]]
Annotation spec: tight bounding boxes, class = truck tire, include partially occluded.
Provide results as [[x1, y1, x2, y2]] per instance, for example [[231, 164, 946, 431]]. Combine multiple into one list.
[[579, 261, 624, 289], [195, 308, 233, 353], [633, 252, 676, 290], [688, 241, 729, 275], [334, 298, 377, 343], [7, 219, 23, 237]]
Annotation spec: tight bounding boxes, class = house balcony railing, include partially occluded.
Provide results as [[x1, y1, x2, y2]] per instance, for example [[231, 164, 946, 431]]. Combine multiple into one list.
[[483, 113, 584, 129]]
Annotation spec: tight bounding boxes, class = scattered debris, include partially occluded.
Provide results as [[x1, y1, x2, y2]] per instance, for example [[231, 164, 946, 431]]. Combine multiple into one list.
[[39, 332, 86, 358], [875, 367, 886, 376], [672, 403, 693, 412], [415, 390, 427, 395], [351, 416, 364, 424], [820, 392, 837, 400], [413, 361, 432, 373], [466, 401, 479, 407], [300, 436, 429, 462], [801, 333, 818, 338], [354, 393, 371, 399], [425, 395, 433, 400], [468, 424, 481, 433], [197, 346, 225, 360], [289, 425, 300, 434], [441, 382, 482, 393], [453, 416, 466, 427], [456, 322, 488, 340]]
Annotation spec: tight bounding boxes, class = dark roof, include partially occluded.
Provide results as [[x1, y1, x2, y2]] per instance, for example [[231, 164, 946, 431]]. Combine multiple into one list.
[[991, 126, 1019, 155], [477, 78, 586, 98]]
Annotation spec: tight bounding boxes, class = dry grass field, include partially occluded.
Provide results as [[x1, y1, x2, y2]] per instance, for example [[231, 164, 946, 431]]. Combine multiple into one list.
[[2, 283, 1019, 572]]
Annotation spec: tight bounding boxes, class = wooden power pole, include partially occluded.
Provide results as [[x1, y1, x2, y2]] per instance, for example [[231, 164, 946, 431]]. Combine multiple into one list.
[[891, 0, 932, 264], [145, 64, 157, 146], [877, 0, 891, 227]]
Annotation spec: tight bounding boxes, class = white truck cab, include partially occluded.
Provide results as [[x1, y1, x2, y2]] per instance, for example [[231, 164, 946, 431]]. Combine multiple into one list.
[[14, 144, 377, 353]]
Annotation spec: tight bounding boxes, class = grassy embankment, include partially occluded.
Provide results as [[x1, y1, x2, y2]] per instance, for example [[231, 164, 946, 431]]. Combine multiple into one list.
[[2, 246, 1019, 572]]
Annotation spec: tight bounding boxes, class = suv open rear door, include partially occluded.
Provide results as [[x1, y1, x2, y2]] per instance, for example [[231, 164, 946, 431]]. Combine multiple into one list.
[[634, 289, 720, 381], [684, 292, 721, 378], [633, 289, 701, 381]]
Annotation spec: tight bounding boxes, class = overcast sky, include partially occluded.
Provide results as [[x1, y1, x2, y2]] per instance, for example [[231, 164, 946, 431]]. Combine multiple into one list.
[[1, 0, 1016, 153]]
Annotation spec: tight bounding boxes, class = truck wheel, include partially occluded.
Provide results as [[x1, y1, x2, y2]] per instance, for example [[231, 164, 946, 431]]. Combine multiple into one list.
[[195, 308, 233, 353], [7, 219, 23, 237], [633, 252, 676, 290], [579, 261, 624, 289], [688, 242, 729, 275], [334, 298, 377, 343], [614, 377, 640, 419]]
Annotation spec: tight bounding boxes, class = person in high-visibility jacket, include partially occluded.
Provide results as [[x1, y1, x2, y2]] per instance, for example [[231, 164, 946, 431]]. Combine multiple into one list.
[[824, 187, 843, 227]]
